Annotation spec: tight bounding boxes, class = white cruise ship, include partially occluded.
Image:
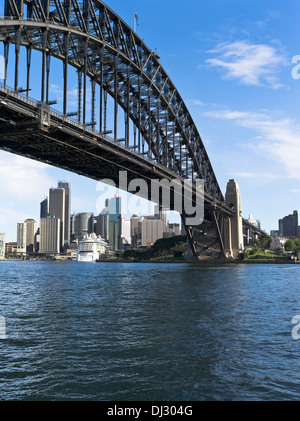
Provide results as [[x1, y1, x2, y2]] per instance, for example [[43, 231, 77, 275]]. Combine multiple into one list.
[[77, 233, 108, 262]]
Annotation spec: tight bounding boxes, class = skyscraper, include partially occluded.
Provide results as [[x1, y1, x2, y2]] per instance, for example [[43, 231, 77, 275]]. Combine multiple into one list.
[[95, 208, 109, 241], [130, 215, 141, 248], [24, 219, 37, 253], [75, 212, 94, 240], [49, 187, 65, 251], [108, 195, 121, 250], [40, 198, 48, 218], [58, 181, 71, 247], [17, 222, 27, 255]]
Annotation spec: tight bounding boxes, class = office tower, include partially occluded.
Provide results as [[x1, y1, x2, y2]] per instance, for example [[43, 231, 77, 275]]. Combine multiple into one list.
[[39, 217, 60, 254], [0, 233, 5, 259], [40, 198, 48, 218], [95, 208, 109, 241], [130, 215, 141, 248], [75, 212, 94, 240], [49, 187, 65, 251], [70, 212, 76, 242], [141, 217, 163, 246], [108, 195, 121, 250], [279, 211, 298, 237], [17, 222, 27, 255], [121, 218, 131, 246], [58, 181, 71, 247], [24, 219, 37, 253]]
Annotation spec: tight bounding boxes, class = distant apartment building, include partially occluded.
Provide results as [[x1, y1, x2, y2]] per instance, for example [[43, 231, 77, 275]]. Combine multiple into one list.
[[0, 233, 5, 259], [279, 211, 298, 237], [39, 217, 61, 254]]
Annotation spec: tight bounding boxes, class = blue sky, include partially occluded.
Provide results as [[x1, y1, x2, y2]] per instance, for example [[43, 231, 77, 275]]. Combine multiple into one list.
[[0, 0, 299, 241]]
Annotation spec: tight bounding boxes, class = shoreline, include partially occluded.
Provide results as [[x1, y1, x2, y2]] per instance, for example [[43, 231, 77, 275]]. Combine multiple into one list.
[[2, 258, 299, 265]]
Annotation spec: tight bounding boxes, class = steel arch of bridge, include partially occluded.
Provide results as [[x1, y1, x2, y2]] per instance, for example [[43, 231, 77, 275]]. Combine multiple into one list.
[[0, 0, 235, 259]]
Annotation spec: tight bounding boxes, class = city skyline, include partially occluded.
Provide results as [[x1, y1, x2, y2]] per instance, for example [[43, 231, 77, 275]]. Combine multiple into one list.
[[0, 0, 299, 241]]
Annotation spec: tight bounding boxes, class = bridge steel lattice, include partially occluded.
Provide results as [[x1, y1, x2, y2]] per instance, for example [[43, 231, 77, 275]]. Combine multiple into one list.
[[0, 0, 254, 260]]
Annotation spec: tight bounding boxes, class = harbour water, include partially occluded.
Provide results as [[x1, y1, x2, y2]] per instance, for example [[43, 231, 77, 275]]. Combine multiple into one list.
[[0, 260, 300, 401]]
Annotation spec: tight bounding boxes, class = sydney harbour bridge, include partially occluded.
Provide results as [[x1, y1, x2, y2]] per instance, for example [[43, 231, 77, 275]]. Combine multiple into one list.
[[0, 0, 263, 260]]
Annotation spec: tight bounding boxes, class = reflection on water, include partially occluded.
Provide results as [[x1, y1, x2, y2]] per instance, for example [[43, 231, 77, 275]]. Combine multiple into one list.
[[0, 261, 300, 400]]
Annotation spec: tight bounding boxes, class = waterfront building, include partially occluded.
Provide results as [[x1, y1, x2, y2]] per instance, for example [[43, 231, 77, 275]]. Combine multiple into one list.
[[108, 195, 122, 250], [0, 233, 5, 259], [5, 242, 17, 256], [24, 219, 37, 253], [58, 181, 71, 247], [49, 187, 65, 250], [270, 237, 288, 251], [39, 216, 60, 255], [17, 222, 27, 255], [279, 211, 298, 237], [75, 212, 94, 240]]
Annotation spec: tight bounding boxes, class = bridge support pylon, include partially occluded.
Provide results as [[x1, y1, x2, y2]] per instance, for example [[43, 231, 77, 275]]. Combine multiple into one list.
[[224, 179, 244, 258]]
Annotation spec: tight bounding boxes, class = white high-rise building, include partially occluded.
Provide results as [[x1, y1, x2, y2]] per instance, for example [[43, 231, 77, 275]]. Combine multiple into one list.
[[17, 222, 27, 255], [39, 217, 61, 254], [121, 218, 131, 245]]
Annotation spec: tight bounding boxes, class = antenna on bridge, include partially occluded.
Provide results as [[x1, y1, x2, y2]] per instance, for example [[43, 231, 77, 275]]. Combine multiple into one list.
[[134, 10, 139, 33]]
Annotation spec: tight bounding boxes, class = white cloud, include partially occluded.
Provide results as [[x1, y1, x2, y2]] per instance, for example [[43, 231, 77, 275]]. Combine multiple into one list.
[[0, 152, 55, 200], [205, 41, 287, 89], [204, 108, 300, 180]]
